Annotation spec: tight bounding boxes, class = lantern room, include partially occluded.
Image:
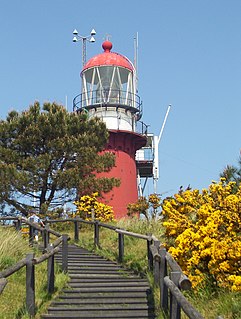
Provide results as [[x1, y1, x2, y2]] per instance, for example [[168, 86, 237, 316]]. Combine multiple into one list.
[[73, 41, 142, 131]]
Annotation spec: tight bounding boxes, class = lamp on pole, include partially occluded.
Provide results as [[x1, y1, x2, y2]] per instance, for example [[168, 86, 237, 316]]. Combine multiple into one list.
[[72, 28, 96, 67]]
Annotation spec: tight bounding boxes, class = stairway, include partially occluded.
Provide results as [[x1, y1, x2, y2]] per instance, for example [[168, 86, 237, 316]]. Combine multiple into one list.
[[41, 244, 156, 319]]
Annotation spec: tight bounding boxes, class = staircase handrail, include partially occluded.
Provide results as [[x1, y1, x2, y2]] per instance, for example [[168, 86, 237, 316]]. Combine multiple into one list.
[[0, 216, 221, 318]]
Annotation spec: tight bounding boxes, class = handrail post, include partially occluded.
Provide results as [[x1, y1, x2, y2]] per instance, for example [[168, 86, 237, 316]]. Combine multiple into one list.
[[74, 219, 79, 242], [47, 244, 55, 294], [170, 271, 181, 319], [153, 240, 160, 286], [29, 225, 34, 246], [118, 232, 124, 263], [16, 218, 22, 231], [62, 234, 68, 273], [43, 224, 50, 249], [94, 221, 100, 248], [146, 233, 153, 271], [0, 278, 7, 294], [160, 247, 168, 313], [26, 253, 35, 317]]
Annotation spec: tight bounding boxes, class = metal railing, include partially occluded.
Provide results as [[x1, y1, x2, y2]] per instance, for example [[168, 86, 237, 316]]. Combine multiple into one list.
[[73, 89, 142, 117], [135, 120, 149, 136]]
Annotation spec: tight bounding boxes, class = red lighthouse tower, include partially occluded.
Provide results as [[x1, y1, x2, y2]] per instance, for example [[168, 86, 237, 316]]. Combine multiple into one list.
[[73, 40, 147, 219]]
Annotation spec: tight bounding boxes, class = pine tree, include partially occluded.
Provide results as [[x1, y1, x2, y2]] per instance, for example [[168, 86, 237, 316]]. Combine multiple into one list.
[[220, 155, 241, 191], [0, 102, 119, 215]]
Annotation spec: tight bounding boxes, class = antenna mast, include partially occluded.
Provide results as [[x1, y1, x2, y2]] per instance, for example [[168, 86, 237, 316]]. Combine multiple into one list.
[[134, 32, 139, 91]]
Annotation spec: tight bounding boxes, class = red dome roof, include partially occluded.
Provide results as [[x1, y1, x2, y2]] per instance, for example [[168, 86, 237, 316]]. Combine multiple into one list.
[[82, 41, 134, 72]]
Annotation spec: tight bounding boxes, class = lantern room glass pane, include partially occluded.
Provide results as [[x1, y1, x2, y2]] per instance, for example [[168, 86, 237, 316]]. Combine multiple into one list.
[[82, 65, 134, 107]]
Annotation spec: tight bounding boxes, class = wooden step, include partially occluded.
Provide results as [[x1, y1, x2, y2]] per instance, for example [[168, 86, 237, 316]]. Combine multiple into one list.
[[69, 272, 140, 280], [69, 277, 147, 282], [68, 282, 150, 288], [52, 297, 149, 305], [62, 286, 151, 293], [47, 304, 153, 311], [42, 313, 156, 319], [42, 309, 155, 318], [61, 291, 151, 298], [41, 245, 156, 319]]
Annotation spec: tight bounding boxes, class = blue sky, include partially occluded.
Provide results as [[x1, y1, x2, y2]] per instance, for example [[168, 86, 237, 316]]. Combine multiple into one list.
[[1, 0, 241, 197]]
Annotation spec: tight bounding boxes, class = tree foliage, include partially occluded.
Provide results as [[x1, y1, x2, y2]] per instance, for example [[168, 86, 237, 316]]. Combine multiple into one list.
[[0, 102, 119, 215], [220, 156, 241, 191]]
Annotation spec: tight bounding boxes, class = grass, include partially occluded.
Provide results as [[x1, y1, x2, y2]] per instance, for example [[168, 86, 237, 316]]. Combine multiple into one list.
[[0, 226, 69, 319], [184, 288, 241, 319], [0, 227, 30, 269]]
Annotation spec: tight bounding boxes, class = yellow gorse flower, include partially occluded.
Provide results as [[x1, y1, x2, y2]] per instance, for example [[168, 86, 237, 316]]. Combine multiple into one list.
[[74, 193, 115, 222], [162, 179, 241, 291]]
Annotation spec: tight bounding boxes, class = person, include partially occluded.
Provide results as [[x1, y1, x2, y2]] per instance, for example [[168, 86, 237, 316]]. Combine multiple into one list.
[[61, 211, 68, 219], [28, 212, 44, 241]]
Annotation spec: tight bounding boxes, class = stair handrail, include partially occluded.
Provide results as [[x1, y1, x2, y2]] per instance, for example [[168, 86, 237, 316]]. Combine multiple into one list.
[[0, 216, 70, 317]]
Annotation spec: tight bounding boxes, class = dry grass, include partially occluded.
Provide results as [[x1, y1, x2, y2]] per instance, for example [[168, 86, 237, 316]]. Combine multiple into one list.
[[0, 227, 30, 270], [116, 217, 164, 239]]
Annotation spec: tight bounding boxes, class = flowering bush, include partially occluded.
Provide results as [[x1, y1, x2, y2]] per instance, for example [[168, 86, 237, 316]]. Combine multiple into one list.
[[127, 193, 161, 221], [162, 179, 241, 291], [74, 192, 115, 222]]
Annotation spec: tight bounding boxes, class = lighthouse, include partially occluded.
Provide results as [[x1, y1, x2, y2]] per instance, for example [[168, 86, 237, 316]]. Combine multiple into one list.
[[73, 40, 149, 219]]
